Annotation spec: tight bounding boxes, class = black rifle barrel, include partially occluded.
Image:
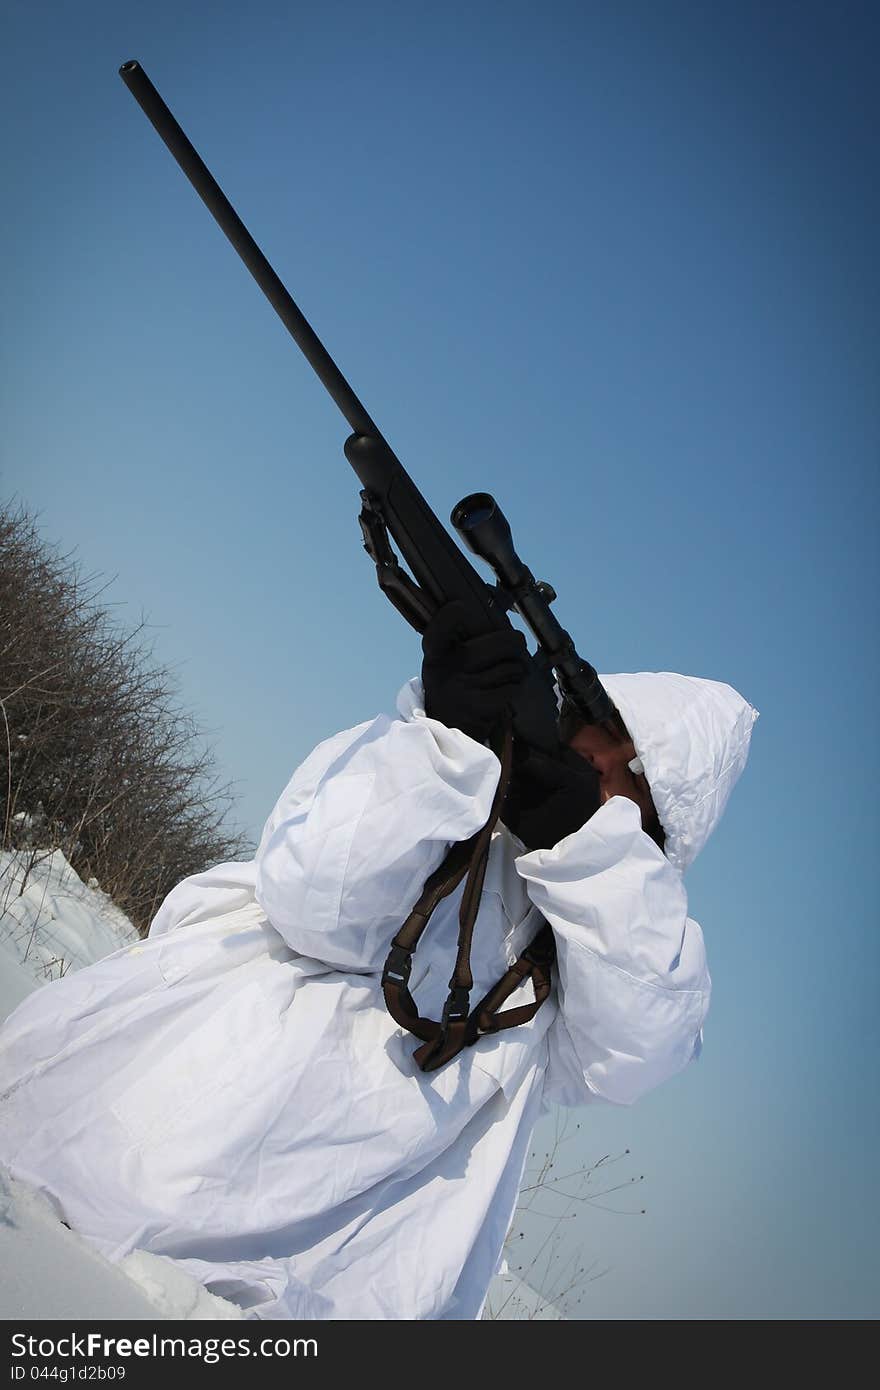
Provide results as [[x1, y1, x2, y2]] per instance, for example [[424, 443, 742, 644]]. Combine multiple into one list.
[[119, 60, 378, 441], [118, 59, 505, 621]]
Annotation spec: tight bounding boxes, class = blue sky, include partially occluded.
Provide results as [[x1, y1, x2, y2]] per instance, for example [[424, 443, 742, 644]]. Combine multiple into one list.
[[2, 0, 878, 1317]]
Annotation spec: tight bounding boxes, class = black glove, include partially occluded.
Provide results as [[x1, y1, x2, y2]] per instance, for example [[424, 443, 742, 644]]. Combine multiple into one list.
[[503, 744, 602, 850], [508, 646, 562, 756], [422, 601, 530, 742]]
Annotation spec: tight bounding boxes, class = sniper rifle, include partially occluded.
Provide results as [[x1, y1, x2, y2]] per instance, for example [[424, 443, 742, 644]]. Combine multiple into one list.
[[118, 59, 619, 1067], [118, 60, 617, 749]]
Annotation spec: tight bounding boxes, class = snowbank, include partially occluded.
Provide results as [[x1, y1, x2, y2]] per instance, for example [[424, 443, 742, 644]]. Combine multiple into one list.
[[0, 848, 138, 985]]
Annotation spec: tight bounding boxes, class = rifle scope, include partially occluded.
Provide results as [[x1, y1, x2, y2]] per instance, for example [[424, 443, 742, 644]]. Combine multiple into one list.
[[452, 493, 615, 729]]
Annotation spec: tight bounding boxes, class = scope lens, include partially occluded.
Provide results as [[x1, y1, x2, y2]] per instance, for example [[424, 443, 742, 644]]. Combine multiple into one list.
[[461, 505, 493, 529], [452, 492, 497, 531]]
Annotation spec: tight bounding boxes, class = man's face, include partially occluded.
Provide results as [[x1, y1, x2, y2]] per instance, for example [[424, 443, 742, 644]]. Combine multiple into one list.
[[567, 722, 664, 848]]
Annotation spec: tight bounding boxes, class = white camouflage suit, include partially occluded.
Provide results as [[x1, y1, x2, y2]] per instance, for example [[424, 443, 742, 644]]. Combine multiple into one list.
[[0, 672, 756, 1319]]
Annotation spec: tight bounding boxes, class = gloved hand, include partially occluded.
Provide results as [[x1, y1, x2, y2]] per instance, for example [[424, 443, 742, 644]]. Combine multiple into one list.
[[422, 601, 530, 743], [503, 744, 602, 850], [509, 647, 562, 756]]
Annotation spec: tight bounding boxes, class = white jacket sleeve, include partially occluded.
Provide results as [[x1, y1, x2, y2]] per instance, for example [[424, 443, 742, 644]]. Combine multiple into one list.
[[254, 709, 501, 971], [514, 795, 710, 1107]]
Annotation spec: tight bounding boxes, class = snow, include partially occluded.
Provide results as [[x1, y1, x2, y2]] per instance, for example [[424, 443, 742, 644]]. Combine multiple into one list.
[[0, 1168, 242, 1321], [0, 941, 35, 1021], [0, 848, 139, 985], [0, 848, 559, 1321]]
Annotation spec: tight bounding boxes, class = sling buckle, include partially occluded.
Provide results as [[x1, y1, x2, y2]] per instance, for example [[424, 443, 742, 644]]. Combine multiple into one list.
[[382, 944, 413, 987], [441, 986, 471, 1029]]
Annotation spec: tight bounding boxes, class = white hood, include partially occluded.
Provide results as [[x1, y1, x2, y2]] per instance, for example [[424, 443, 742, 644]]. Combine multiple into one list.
[[601, 671, 758, 873], [405, 671, 757, 874]]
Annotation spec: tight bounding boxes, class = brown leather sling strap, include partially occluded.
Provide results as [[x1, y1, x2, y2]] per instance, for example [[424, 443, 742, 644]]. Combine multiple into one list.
[[381, 720, 556, 1072]]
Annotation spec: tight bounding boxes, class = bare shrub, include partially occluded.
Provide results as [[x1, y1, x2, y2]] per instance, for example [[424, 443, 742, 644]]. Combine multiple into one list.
[[484, 1108, 646, 1319], [0, 502, 251, 933]]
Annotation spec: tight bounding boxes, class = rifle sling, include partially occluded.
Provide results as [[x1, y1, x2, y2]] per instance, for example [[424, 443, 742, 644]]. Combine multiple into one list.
[[381, 720, 556, 1072]]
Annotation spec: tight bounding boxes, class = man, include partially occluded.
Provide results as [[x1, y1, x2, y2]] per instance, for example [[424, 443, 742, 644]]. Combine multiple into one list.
[[0, 606, 756, 1319]]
